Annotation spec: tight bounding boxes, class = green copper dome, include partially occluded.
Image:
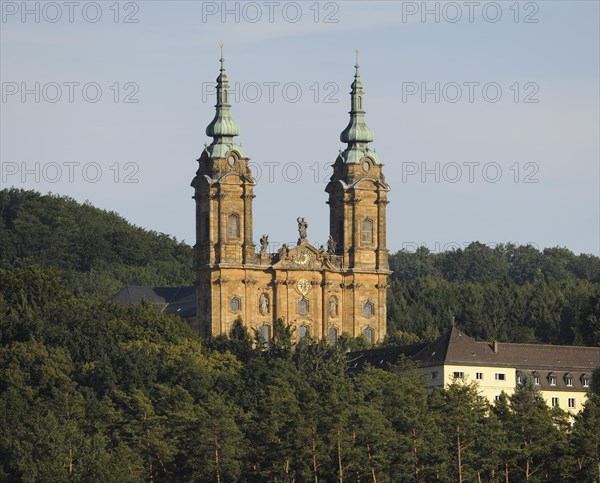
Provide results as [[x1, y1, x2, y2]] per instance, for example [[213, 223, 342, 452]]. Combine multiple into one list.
[[205, 53, 246, 159], [206, 56, 241, 141], [339, 59, 380, 165], [340, 63, 375, 145]]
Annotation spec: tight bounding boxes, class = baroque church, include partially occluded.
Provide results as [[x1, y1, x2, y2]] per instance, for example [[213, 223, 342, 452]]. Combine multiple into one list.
[[190, 54, 391, 343]]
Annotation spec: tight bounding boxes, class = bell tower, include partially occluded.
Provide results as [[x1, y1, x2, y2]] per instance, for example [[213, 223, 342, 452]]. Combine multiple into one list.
[[192, 50, 256, 336], [326, 56, 390, 271]]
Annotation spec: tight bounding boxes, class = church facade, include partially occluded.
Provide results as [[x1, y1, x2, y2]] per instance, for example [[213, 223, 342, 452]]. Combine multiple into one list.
[[191, 55, 391, 343]]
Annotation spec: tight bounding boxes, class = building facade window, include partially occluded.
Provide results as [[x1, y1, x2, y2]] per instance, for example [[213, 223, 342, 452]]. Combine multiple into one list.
[[259, 324, 270, 344], [568, 398, 576, 409], [516, 373, 522, 385], [363, 327, 374, 344], [495, 373, 506, 381], [227, 213, 240, 239], [551, 397, 559, 408], [363, 301, 374, 317], [431, 371, 439, 380], [582, 375, 590, 387], [298, 298, 309, 315], [549, 373, 557, 386], [298, 325, 309, 341], [476, 372, 483, 380], [533, 373, 540, 385], [361, 218, 373, 244], [328, 327, 338, 345], [453, 371, 465, 380], [565, 374, 573, 386], [230, 296, 241, 312]]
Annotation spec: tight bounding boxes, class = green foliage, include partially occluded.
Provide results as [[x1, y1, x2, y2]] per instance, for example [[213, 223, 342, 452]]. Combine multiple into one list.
[[0, 189, 193, 299], [0, 266, 595, 481], [387, 242, 600, 345], [2, 192, 600, 481]]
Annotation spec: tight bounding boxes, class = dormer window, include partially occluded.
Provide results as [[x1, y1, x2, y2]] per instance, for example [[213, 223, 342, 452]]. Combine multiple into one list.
[[581, 374, 590, 388], [548, 372, 557, 386], [564, 373, 573, 387], [533, 372, 540, 385]]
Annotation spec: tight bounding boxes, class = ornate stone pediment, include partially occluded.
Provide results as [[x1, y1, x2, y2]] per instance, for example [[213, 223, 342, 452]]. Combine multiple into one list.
[[272, 243, 338, 271]]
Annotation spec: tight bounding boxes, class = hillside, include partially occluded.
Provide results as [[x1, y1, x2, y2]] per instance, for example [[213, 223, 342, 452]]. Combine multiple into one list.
[[386, 245, 600, 347], [0, 267, 599, 481], [1, 191, 600, 481], [1, 189, 599, 346], [0, 189, 194, 299]]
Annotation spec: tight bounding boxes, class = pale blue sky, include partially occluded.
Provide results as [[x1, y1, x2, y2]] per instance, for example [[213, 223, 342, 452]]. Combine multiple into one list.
[[1, 1, 599, 255]]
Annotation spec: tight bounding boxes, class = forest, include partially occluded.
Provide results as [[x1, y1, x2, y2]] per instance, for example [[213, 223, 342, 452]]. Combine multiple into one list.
[[1, 266, 600, 482], [1, 189, 600, 481]]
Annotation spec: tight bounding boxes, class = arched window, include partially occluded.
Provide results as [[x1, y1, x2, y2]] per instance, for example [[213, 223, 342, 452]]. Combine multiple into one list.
[[361, 218, 373, 244], [298, 325, 309, 341], [363, 301, 374, 317], [230, 296, 241, 313], [227, 213, 240, 239], [328, 327, 338, 345], [363, 327, 374, 344], [259, 324, 271, 343], [298, 298, 309, 315]]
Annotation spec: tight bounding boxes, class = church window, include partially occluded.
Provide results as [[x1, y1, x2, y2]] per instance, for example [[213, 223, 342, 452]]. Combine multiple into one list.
[[298, 325, 309, 341], [328, 327, 338, 345], [230, 296, 241, 313], [259, 324, 270, 343], [363, 327, 374, 344], [298, 298, 309, 315], [228, 213, 240, 239], [363, 301, 374, 317], [361, 218, 373, 244]]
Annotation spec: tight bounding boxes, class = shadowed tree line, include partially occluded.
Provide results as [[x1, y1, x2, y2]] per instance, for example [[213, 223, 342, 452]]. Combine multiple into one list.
[[1, 267, 600, 482], [386, 244, 600, 347], [0, 189, 194, 300]]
